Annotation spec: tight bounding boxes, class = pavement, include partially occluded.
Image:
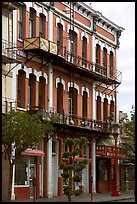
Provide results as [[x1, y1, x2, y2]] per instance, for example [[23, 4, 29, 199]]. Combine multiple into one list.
[[10, 191, 135, 202]]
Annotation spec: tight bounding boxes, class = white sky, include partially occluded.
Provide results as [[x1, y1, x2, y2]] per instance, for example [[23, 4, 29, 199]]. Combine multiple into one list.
[[86, 2, 135, 119]]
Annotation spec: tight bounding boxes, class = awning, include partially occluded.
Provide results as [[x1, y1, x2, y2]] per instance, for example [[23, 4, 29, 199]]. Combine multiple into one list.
[[21, 149, 45, 157]]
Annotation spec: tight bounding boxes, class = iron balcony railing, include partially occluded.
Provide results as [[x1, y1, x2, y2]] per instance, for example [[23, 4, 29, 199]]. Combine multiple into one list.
[[41, 110, 110, 133], [23, 37, 122, 84]]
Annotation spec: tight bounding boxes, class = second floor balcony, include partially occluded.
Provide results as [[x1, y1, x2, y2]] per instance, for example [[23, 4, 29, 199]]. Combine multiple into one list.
[[40, 110, 110, 135], [23, 36, 122, 86]]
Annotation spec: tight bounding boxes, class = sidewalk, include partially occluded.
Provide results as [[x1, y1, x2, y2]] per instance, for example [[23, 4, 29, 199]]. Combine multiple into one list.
[[11, 191, 135, 202]]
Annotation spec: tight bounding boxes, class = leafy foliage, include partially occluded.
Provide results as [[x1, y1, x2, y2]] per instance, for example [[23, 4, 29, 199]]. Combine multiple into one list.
[[2, 109, 59, 201], [119, 106, 135, 155], [2, 110, 44, 158], [59, 137, 88, 201]]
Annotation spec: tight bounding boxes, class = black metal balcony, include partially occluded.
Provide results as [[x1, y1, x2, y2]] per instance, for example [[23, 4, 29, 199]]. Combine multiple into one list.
[[23, 37, 122, 85], [40, 110, 110, 134]]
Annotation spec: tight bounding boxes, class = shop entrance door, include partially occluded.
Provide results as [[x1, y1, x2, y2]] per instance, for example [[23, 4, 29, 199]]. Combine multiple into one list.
[[29, 158, 36, 198]]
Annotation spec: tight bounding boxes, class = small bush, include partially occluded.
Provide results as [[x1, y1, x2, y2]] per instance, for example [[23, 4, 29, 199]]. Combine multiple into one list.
[[74, 189, 82, 196], [64, 186, 71, 195], [73, 174, 82, 182]]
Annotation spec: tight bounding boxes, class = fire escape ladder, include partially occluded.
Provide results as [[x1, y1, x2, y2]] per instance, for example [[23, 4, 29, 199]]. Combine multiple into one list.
[[102, 82, 113, 94], [25, 52, 36, 65], [95, 81, 103, 90], [39, 58, 50, 69], [108, 83, 120, 95]]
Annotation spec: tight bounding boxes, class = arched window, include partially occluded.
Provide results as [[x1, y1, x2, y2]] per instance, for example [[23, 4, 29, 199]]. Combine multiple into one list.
[[57, 82, 63, 114], [69, 30, 77, 63], [96, 96, 101, 120], [57, 23, 63, 55], [39, 13, 46, 38], [110, 100, 114, 113], [82, 91, 87, 117], [96, 44, 101, 72], [17, 70, 26, 108], [103, 98, 108, 121], [28, 74, 36, 109], [110, 51, 113, 78], [103, 47, 107, 76], [82, 36, 87, 66], [29, 8, 36, 37], [69, 87, 77, 116], [18, 3, 26, 39], [39, 76, 46, 110]]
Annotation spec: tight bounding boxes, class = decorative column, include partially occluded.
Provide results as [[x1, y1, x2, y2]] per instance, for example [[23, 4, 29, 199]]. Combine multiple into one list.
[[48, 5, 54, 111], [58, 139, 63, 196], [92, 138, 96, 193], [46, 5, 54, 198], [47, 138, 53, 198], [91, 33, 96, 193]]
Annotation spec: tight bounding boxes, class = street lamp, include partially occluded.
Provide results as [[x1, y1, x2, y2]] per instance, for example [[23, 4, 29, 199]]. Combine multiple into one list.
[[111, 122, 121, 196]]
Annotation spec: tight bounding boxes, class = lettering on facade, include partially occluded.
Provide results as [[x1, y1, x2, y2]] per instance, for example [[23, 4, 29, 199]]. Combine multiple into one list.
[[96, 145, 126, 159]]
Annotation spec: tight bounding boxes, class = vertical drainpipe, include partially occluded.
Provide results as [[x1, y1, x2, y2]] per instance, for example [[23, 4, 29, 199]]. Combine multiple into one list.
[[47, 5, 54, 198], [91, 30, 96, 193]]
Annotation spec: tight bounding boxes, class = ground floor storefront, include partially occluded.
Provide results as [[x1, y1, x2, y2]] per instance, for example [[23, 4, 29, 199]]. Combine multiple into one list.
[[10, 135, 128, 200]]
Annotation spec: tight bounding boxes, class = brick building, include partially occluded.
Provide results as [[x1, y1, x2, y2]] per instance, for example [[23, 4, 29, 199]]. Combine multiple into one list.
[[2, 2, 125, 200]]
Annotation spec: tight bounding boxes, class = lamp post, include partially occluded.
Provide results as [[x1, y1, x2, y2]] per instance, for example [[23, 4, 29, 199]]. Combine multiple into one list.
[[111, 122, 121, 196]]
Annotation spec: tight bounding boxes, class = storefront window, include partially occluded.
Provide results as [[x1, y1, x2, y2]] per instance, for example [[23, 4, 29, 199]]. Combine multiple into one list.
[[15, 157, 29, 185], [99, 159, 108, 181]]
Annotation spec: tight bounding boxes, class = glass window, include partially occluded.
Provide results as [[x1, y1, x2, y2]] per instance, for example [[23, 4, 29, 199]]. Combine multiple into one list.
[[15, 157, 29, 185], [17, 70, 25, 108], [82, 36, 87, 66], [57, 83, 63, 114], [29, 8, 35, 37], [39, 76, 46, 110], [110, 51, 113, 78], [82, 91, 87, 117], [18, 5, 23, 39], [39, 13, 45, 37], [99, 159, 108, 181], [57, 23, 63, 54]]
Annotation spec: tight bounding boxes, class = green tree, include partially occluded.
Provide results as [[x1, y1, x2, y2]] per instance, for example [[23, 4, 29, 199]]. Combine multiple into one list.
[[59, 137, 88, 201], [119, 106, 135, 155], [2, 109, 59, 201], [2, 110, 44, 201]]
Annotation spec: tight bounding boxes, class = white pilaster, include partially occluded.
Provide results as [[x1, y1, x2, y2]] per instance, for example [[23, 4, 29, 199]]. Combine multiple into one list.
[[48, 62, 53, 111], [48, 9, 53, 41], [12, 9, 17, 110], [48, 8, 53, 111], [92, 84, 96, 120], [47, 7, 53, 198], [92, 34, 96, 71], [92, 138, 96, 193], [47, 138, 53, 197]]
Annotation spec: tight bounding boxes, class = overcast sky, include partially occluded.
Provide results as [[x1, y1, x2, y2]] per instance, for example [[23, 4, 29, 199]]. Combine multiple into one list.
[[86, 2, 135, 119]]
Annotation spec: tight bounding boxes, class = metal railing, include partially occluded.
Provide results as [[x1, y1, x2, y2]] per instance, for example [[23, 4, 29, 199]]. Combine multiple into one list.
[[23, 36, 122, 84], [41, 110, 109, 133]]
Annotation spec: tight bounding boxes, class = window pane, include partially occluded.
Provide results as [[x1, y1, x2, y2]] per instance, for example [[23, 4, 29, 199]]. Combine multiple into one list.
[[18, 22, 22, 39], [15, 158, 29, 185]]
